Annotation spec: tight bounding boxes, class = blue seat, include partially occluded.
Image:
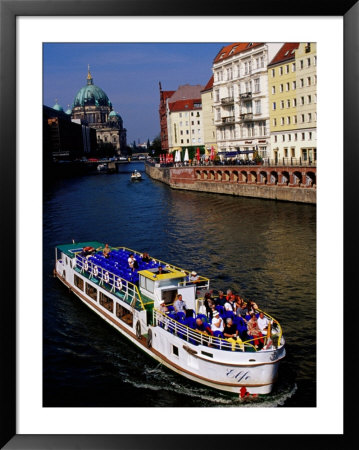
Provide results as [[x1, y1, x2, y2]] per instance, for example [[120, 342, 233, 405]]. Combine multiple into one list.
[[176, 312, 186, 322], [185, 317, 196, 329]]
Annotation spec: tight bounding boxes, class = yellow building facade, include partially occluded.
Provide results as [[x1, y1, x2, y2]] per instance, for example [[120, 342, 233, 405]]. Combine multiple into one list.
[[200, 75, 217, 152], [268, 43, 317, 164]]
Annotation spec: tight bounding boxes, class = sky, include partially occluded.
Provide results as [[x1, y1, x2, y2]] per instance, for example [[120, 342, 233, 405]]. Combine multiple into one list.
[[43, 43, 229, 144]]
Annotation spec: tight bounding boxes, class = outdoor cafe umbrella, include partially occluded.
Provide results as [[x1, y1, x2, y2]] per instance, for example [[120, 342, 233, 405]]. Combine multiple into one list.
[[184, 148, 189, 162], [196, 147, 201, 162], [210, 146, 216, 161], [175, 150, 181, 163]]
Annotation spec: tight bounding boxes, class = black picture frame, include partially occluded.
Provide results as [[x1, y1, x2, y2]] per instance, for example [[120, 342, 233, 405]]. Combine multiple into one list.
[[1, 0, 356, 448]]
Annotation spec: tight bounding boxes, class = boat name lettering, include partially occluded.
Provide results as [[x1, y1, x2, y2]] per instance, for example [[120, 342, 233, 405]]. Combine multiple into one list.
[[225, 368, 250, 383]]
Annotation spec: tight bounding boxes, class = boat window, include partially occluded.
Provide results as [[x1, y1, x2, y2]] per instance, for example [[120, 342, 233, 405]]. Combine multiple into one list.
[[116, 303, 133, 327], [99, 292, 113, 313], [201, 351, 213, 358], [162, 290, 177, 304], [74, 274, 84, 291], [140, 275, 146, 289], [86, 283, 97, 301], [172, 345, 179, 357], [145, 278, 155, 293]]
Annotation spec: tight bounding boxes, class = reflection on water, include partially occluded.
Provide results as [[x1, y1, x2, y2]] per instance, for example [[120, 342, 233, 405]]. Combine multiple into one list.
[[43, 163, 316, 407]]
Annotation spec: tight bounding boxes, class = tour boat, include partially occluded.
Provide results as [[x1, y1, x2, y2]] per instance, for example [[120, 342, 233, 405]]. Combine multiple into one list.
[[54, 242, 286, 395], [131, 170, 142, 180]]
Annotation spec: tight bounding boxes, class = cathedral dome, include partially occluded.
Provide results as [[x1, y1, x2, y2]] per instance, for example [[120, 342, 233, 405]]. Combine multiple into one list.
[[73, 67, 111, 108], [53, 100, 64, 112]]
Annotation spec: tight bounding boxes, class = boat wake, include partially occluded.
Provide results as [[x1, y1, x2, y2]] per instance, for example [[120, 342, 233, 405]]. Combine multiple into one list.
[[121, 362, 298, 407]]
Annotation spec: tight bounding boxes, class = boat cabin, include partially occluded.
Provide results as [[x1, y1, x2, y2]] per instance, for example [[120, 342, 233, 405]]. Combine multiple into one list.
[[138, 267, 197, 312]]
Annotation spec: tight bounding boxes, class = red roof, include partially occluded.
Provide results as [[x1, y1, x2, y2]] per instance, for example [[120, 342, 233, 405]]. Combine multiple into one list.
[[162, 90, 175, 100], [268, 43, 299, 66], [201, 75, 214, 92], [169, 98, 202, 112], [213, 43, 263, 63]]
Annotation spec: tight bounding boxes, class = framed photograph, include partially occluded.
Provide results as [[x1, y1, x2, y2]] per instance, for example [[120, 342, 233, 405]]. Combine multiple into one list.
[[1, 0, 356, 448]]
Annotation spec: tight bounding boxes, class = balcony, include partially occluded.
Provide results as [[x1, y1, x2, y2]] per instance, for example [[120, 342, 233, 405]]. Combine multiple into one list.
[[239, 112, 253, 122], [239, 92, 252, 100], [221, 96, 234, 105], [222, 116, 235, 124]]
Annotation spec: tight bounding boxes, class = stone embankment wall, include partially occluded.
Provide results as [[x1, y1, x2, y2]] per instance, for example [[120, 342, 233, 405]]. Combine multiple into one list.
[[145, 164, 316, 204]]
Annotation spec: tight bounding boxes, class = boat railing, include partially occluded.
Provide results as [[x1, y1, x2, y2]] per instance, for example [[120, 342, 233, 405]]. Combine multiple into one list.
[[74, 254, 145, 311], [153, 309, 258, 352], [257, 308, 283, 347]]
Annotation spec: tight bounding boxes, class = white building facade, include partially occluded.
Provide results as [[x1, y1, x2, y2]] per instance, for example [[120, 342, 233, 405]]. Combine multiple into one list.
[[212, 42, 282, 159]]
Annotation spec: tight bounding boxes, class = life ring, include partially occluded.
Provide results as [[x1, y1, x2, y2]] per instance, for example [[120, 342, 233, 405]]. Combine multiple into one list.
[[84, 260, 89, 271], [136, 320, 141, 339], [146, 328, 152, 348], [116, 278, 123, 290], [93, 265, 98, 277], [104, 271, 110, 283]]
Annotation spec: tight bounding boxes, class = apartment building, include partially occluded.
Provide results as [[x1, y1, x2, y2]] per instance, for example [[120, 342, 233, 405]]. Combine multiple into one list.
[[200, 75, 217, 152], [212, 42, 282, 160], [268, 42, 317, 163]]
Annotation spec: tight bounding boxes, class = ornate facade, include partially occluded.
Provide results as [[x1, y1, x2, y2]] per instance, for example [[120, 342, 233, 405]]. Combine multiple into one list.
[[71, 67, 127, 153]]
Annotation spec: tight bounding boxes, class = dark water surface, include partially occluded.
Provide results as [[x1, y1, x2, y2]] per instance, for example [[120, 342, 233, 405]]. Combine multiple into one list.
[[43, 162, 316, 407]]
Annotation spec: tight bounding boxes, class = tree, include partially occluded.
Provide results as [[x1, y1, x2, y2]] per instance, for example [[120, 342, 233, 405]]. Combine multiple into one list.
[[150, 134, 162, 156]]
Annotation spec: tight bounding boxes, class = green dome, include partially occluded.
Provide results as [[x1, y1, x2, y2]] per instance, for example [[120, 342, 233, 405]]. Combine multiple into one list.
[[73, 68, 111, 108], [53, 101, 64, 112], [65, 106, 72, 115]]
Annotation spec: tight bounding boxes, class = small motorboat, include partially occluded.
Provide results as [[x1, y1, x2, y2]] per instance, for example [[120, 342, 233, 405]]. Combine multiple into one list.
[[131, 170, 142, 181]]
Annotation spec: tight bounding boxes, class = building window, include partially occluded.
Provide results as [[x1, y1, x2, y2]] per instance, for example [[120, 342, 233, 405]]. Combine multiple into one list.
[[293, 115, 297, 124], [300, 60, 304, 69], [287, 99, 291, 108], [300, 79, 304, 88], [271, 69, 275, 77], [279, 67, 283, 75], [280, 117, 284, 125], [307, 77, 311, 86], [307, 58, 311, 67], [301, 114, 305, 123], [294, 133, 297, 141], [272, 86, 276, 94], [286, 64, 289, 74], [287, 116, 291, 125], [302, 133, 305, 140], [273, 118, 277, 127], [274, 135, 277, 142], [286, 82, 290, 91], [179, 112, 182, 118], [254, 78, 260, 93], [280, 100, 284, 109], [292, 62, 296, 72], [293, 98, 297, 107], [309, 132, 312, 140], [308, 95, 312, 103], [272, 102, 276, 110], [308, 113, 312, 122], [300, 96, 305, 105], [255, 100, 261, 114], [280, 84, 283, 92], [292, 81, 296, 90], [282, 135, 285, 142], [284, 148, 288, 157]]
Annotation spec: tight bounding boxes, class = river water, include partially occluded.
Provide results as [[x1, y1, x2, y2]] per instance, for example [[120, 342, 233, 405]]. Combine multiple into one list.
[[43, 162, 316, 408]]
